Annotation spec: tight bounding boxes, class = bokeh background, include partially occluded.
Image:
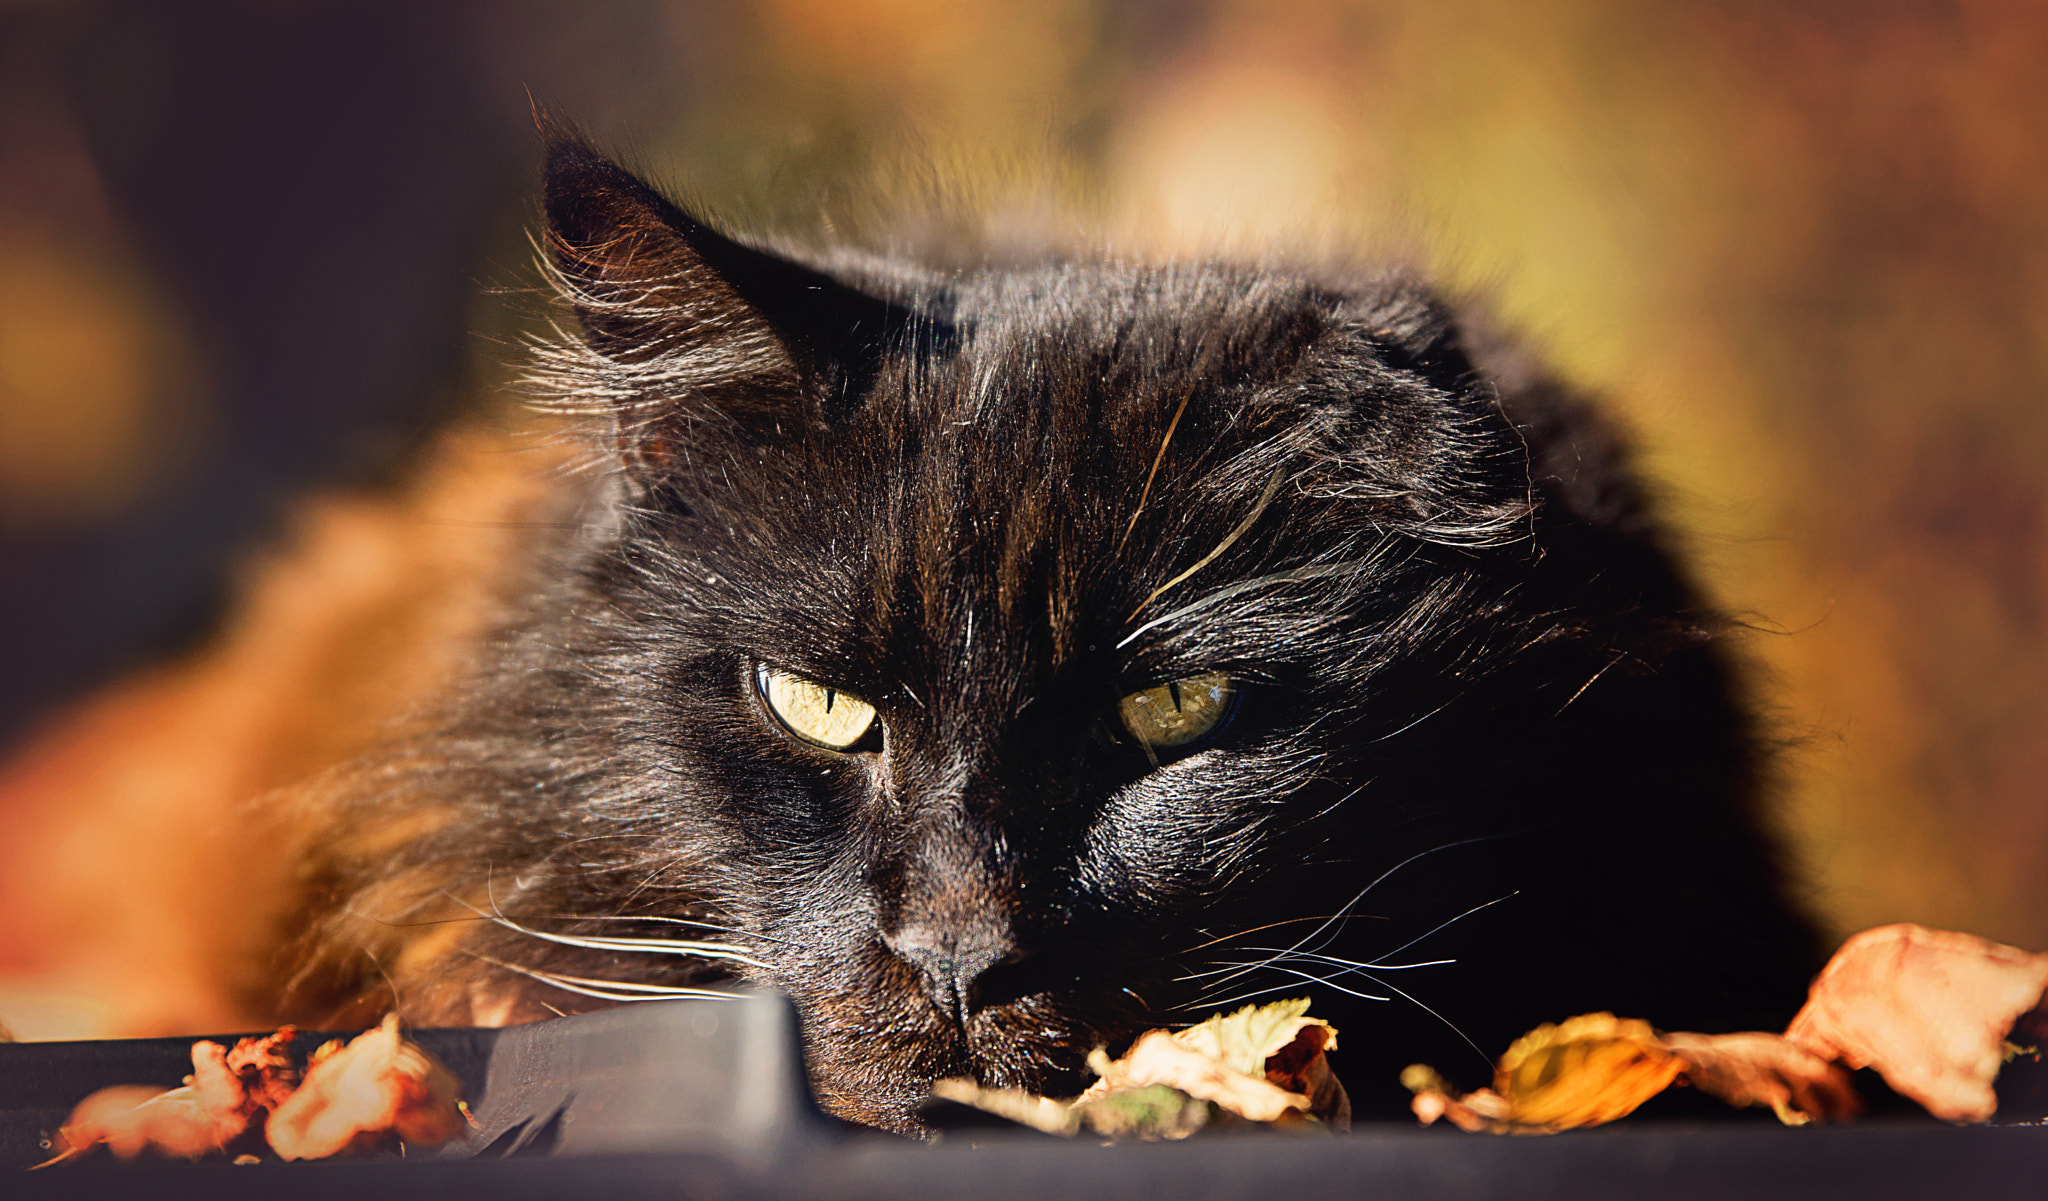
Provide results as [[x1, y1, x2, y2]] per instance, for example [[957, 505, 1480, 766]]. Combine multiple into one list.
[[2, 0, 2045, 955]]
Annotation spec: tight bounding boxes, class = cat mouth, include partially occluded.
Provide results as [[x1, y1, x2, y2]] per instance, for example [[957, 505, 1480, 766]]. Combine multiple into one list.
[[774, 967, 1125, 1129]]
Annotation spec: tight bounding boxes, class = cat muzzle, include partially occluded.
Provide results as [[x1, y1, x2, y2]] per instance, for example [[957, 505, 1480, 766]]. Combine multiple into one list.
[[881, 924, 1031, 1027]]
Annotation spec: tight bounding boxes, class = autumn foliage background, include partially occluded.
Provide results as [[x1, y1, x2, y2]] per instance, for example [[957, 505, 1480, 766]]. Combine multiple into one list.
[[2, 0, 2047, 1024]]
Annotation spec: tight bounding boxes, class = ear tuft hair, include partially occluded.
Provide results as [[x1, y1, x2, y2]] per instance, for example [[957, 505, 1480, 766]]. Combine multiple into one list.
[[539, 133, 925, 410]]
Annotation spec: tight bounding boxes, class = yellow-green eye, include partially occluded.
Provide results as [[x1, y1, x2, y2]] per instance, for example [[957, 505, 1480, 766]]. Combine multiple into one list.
[[1117, 671, 1235, 754], [756, 665, 878, 751]]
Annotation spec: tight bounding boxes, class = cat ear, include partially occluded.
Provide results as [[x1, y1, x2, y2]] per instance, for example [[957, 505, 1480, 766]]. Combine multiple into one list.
[[1321, 292, 1537, 548], [540, 129, 914, 421]]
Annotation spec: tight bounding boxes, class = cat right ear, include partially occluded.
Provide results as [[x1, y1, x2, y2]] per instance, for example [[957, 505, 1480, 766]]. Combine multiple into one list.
[[540, 126, 913, 428]]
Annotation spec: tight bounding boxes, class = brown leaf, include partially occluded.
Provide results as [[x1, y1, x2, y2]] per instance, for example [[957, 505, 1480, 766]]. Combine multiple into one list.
[[1402, 1064, 1514, 1132], [264, 1014, 466, 1160], [1785, 923, 2048, 1123], [224, 1026, 302, 1113], [1142, 998, 1348, 1130], [1168, 997, 1331, 1078], [936, 1000, 1347, 1140], [1079, 1030, 1313, 1124], [1661, 1031, 1861, 1125], [35, 1039, 254, 1166], [930, 1079, 1082, 1137], [1073, 1083, 1212, 1141], [1265, 1021, 1351, 1131], [1407, 1015, 1871, 1135], [1494, 1013, 1685, 1130], [1406, 1014, 1694, 1134]]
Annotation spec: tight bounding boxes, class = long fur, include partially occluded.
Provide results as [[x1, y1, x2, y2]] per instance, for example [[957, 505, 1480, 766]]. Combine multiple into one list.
[[262, 136, 1821, 1133]]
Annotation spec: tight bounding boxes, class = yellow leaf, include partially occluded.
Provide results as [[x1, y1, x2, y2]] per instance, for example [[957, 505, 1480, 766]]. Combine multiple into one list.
[[1169, 998, 1333, 1078], [933, 1000, 1348, 1140], [1494, 1013, 1682, 1130], [1081, 1030, 1312, 1123]]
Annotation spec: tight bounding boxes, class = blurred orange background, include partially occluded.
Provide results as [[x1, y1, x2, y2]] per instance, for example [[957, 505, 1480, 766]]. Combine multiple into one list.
[[2, 0, 2045, 1026]]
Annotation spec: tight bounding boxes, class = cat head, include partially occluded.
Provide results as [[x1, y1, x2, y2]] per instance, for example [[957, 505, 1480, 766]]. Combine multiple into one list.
[[406, 133, 1787, 1133]]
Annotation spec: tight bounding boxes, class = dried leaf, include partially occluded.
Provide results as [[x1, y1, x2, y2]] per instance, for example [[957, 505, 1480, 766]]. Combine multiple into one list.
[[35, 1019, 464, 1166], [1074, 1083, 1211, 1141], [1074, 1000, 1349, 1132], [35, 1039, 256, 1166], [933, 1000, 1346, 1140], [224, 1027, 303, 1113], [1265, 1020, 1350, 1130], [1406, 925, 2048, 1133], [1661, 1031, 1861, 1125], [1402, 1064, 1513, 1132], [1495, 1013, 1683, 1130], [1169, 997, 1330, 1078], [1785, 923, 2048, 1123], [930, 1079, 1082, 1137], [1407, 1015, 1836, 1134], [264, 1014, 467, 1160], [1079, 1031, 1312, 1124]]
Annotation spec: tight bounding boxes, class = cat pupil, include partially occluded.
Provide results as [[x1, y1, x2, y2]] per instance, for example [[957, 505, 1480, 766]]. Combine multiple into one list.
[[756, 666, 875, 750], [1118, 673, 1233, 754]]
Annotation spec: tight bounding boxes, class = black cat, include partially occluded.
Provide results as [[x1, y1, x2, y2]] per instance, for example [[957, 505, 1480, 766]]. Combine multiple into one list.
[[270, 132, 1821, 1134]]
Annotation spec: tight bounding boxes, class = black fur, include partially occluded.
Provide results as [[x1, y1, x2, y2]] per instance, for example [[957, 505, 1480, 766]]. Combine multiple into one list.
[[274, 135, 1821, 1133]]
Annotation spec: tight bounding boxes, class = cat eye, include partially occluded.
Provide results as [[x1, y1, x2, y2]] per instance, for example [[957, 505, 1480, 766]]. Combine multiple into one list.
[[1117, 671, 1236, 756], [755, 664, 879, 751]]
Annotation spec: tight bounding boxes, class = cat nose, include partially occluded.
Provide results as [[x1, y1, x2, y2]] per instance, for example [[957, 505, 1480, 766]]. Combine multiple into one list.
[[883, 925, 1025, 1025]]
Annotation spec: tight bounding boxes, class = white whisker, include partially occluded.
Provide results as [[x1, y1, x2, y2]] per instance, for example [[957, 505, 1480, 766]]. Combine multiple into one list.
[[468, 952, 745, 1003], [1181, 953, 1455, 983], [450, 893, 771, 968], [1349, 969, 1490, 1065], [1200, 968, 1393, 1010], [1193, 837, 1506, 994], [531, 913, 761, 935], [1359, 892, 1518, 968]]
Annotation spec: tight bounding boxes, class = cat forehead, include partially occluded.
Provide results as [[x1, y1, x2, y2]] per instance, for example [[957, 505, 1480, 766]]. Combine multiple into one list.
[[865, 262, 1409, 431], [822, 270, 1413, 642], [949, 263, 1338, 359]]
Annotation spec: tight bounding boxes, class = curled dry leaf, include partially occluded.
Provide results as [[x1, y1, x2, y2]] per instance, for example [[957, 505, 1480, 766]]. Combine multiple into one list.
[[1168, 998, 1334, 1079], [1405, 921, 2048, 1135], [1405, 1013, 1680, 1134], [1785, 923, 2048, 1124], [1660, 1031, 1860, 1125], [1405, 1014, 1863, 1134], [36, 1084, 241, 1166], [1496, 1013, 1682, 1130], [1073, 1083, 1213, 1141], [36, 1018, 465, 1167], [1081, 1031, 1311, 1125], [1077, 998, 1350, 1132], [934, 999, 1348, 1140], [265, 1014, 467, 1160], [929, 1079, 1085, 1137], [33, 1030, 298, 1166], [224, 1027, 304, 1113], [1400, 1064, 1513, 1133]]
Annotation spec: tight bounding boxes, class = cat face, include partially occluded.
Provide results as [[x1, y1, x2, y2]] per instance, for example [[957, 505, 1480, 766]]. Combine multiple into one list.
[[318, 136, 1815, 1135], [526, 138, 1561, 1125]]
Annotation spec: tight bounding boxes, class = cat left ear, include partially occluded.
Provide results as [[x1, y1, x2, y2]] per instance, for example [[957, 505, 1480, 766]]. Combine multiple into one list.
[[541, 128, 914, 420]]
